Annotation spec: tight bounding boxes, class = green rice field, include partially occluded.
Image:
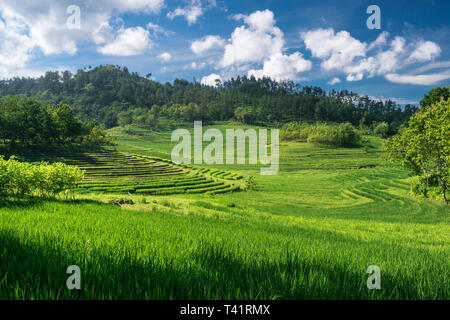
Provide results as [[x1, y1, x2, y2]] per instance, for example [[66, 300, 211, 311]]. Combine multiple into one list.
[[0, 123, 448, 299]]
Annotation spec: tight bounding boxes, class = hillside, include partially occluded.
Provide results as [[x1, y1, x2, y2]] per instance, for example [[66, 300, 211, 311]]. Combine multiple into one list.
[[0, 123, 448, 299], [0, 65, 417, 134]]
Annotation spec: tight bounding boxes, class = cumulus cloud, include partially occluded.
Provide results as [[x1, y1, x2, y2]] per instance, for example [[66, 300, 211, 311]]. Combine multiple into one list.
[[409, 40, 441, 61], [158, 52, 172, 62], [197, 9, 311, 83], [167, 0, 204, 25], [367, 31, 389, 50], [201, 73, 222, 86], [191, 35, 225, 54], [219, 9, 284, 68], [98, 27, 152, 56], [301, 27, 442, 84], [0, 0, 164, 76], [302, 28, 366, 71], [385, 72, 450, 85], [0, 15, 34, 73], [328, 77, 341, 85], [248, 52, 311, 81]]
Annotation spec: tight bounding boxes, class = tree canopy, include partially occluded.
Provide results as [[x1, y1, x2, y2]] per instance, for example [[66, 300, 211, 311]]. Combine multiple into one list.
[[0, 65, 417, 132], [384, 98, 449, 203], [0, 96, 114, 151]]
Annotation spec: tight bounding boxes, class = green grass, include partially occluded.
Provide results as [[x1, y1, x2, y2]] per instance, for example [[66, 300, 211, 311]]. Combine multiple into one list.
[[0, 122, 448, 300]]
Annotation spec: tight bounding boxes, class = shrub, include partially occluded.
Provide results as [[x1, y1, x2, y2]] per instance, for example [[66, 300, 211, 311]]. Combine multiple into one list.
[[281, 122, 362, 147], [374, 122, 389, 138], [0, 156, 84, 198]]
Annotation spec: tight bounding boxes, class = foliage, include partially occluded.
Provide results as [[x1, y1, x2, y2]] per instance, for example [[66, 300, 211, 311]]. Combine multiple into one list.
[[374, 122, 389, 138], [384, 98, 449, 203], [84, 124, 117, 146], [281, 122, 362, 147], [234, 106, 256, 124], [419, 86, 450, 109], [0, 65, 416, 131], [0, 156, 84, 198], [0, 96, 114, 150]]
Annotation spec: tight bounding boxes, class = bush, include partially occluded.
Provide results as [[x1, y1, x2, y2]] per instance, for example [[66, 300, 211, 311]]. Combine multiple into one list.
[[281, 122, 362, 147], [410, 174, 447, 201], [0, 156, 84, 198], [374, 122, 389, 138], [280, 122, 311, 141]]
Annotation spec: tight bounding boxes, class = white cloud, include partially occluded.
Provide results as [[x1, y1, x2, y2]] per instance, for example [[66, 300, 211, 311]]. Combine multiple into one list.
[[146, 22, 174, 37], [0, 15, 35, 76], [248, 52, 311, 81], [328, 77, 341, 85], [368, 31, 389, 50], [409, 40, 441, 61], [110, 0, 165, 13], [184, 62, 207, 70], [98, 27, 152, 56], [158, 52, 172, 62], [198, 9, 311, 82], [301, 27, 443, 84], [301, 28, 366, 71], [201, 73, 222, 86], [191, 35, 225, 54], [368, 95, 419, 105], [0, 0, 165, 76], [411, 60, 450, 73], [243, 9, 277, 33], [385, 72, 450, 85], [219, 10, 284, 68], [167, 0, 203, 25]]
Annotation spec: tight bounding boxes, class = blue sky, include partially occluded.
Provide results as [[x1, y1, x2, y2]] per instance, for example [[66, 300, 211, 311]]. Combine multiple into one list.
[[1, 0, 449, 105]]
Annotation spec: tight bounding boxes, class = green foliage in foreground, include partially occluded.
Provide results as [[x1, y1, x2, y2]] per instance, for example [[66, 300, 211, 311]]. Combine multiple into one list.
[[384, 99, 450, 203], [0, 124, 448, 300], [0, 196, 447, 300], [280, 122, 362, 147], [0, 156, 84, 198]]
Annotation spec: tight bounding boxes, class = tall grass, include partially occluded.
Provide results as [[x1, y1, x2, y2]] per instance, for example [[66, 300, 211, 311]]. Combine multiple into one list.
[[0, 199, 447, 299]]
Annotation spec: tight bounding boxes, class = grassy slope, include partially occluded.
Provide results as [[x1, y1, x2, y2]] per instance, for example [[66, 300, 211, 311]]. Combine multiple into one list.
[[0, 122, 448, 299]]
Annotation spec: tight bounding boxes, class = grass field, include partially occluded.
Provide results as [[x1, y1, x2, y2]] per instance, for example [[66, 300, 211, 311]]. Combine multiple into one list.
[[0, 122, 448, 299]]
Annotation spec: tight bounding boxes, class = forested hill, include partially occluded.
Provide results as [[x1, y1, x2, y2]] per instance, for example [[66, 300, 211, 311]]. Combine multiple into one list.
[[0, 65, 417, 131]]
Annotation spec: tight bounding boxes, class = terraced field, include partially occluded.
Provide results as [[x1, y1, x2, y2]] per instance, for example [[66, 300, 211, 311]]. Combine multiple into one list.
[[2, 124, 448, 300], [335, 168, 411, 203], [21, 151, 242, 196]]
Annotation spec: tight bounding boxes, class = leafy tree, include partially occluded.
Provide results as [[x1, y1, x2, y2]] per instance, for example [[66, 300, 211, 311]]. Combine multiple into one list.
[[384, 98, 449, 203], [420, 86, 450, 109], [0, 96, 113, 150], [0, 65, 417, 131], [374, 122, 389, 138]]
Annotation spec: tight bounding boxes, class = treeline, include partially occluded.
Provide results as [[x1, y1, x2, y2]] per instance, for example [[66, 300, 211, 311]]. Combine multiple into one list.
[[0, 65, 418, 132], [0, 96, 115, 150], [0, 156, 84, 198]]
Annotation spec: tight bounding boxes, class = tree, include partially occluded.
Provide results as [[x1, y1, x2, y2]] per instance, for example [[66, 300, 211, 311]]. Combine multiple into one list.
[[384, 98, 449, 203], [374, 122, 389, 138], [420, 86, 449, 109]]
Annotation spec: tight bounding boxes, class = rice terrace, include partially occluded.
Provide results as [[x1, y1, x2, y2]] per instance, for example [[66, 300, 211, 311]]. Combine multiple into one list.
[[0, 1, 449, 306]]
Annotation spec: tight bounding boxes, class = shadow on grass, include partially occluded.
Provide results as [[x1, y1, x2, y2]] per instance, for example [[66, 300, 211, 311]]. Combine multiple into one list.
[[0, 197, 105, 209], [0, 228, 443, 300]]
